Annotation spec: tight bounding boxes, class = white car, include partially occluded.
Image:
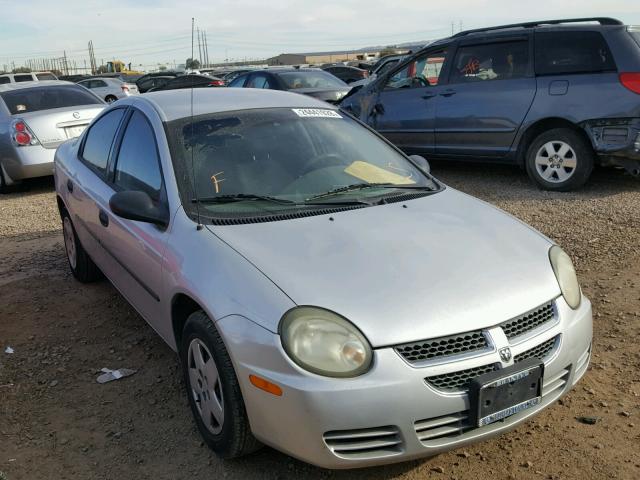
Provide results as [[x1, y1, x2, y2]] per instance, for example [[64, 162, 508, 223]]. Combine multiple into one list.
[[0, 71, 58, 84], [77, 77, 139, 103]]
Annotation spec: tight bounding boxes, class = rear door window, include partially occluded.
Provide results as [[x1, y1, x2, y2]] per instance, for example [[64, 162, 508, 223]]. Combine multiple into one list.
[[246, 74, 271, 89], [535, 31, 616, 75], [14, 74, 34, 82], [0, 85, 103, 115], [0, 77, 10, 84], [449, 40, 529, 83], [228, 74, 248, 88], [81, 109, 126, 177], [113, 111, 163, 200]]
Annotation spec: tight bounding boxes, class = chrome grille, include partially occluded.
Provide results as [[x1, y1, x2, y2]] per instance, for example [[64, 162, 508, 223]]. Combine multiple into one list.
[[323, 426, 403, 459], [500, 302, 555, 340], [426, 363, 498, 392], [514, 336, 558, 363], [395, 330, 488, 364]]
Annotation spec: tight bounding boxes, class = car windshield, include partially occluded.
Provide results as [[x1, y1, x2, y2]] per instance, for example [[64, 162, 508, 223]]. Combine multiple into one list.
[[0, 85, 103, 115], [278, 71, 346, 89], [166, 107, 437, 218]]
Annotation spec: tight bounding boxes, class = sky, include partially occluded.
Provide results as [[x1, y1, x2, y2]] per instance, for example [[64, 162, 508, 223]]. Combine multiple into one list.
[[0, 0, 638, 72]]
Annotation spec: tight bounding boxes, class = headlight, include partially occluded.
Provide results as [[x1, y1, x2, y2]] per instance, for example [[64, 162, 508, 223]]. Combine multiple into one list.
[[279, 307, 372, 377], [549, 246, 581, 309]]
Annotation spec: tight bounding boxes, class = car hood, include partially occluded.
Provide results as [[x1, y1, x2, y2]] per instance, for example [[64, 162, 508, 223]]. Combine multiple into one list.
[[210, 188, 560, 347]]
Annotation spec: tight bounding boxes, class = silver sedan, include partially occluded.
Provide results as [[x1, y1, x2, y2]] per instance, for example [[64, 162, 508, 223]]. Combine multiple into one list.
[[0, 80, 104, 192], [54, 88, 592, 469], [77, 77, 140, 103]]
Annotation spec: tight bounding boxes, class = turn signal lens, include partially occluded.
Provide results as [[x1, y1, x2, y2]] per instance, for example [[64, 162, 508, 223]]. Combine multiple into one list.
[[249, 374, 283, 396]]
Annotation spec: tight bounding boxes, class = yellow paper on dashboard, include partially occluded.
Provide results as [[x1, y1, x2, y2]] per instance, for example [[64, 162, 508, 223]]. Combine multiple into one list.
[[344, 161, 416, 185]]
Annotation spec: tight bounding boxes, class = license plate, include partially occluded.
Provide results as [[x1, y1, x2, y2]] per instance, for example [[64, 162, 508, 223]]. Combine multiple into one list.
[[469, 358, 543, 427], [65, 125, 87, 138]]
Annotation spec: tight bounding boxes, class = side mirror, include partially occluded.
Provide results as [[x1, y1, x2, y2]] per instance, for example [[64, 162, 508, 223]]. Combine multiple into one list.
[[409, 154, 431, 175], [109, 190, 168, 227]]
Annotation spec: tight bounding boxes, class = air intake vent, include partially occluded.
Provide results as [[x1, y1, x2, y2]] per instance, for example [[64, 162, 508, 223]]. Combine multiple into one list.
[[396, 330, 489, 364], [500, 302, 556, 340], [414, 412, 471, 443], [323, 426, 403, 460]]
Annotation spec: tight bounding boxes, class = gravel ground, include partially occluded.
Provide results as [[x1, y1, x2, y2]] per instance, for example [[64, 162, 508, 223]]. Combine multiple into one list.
[[0, 166, 639, 480]]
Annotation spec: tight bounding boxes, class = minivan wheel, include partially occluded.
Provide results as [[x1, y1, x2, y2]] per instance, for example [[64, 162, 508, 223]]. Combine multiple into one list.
[[61, 210, 103, 282], [525, 128, 594, 191], [180, 311, 262, 459]]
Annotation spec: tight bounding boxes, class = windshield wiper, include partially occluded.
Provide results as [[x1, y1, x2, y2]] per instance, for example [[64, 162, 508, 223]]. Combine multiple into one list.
[[307, 182, 432, 201], [192, 194, 296, 205]]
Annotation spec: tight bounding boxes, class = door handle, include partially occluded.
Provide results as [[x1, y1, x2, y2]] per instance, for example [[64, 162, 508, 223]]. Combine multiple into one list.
[[440, 89, 456, 97], [98, 210, 109, 227], [66, 179, 74, 193]]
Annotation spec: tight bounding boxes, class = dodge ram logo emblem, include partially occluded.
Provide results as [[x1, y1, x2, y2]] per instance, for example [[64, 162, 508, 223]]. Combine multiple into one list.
[[499, 347, 512, 362]]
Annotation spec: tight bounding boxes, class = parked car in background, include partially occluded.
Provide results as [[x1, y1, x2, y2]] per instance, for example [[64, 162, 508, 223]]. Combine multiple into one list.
[[77, 77, 139, 103], [341, 18, 640, 190], [221, 69, 253, 85], [348, 54, 409, 89], [54, 88, 591, 469], [137, 75, 175, 93], [0, 71, 58, 84], [322, 65, 369, 84], [149, 73, 225, 91], [135, 72, 180, 93], [228, 68, 350, 103], [0, 80, 104, 192], [59, 74, 91, 83]]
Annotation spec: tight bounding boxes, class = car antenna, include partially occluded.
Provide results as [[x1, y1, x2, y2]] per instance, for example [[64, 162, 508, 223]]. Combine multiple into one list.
[[190, 17, 203, 231]]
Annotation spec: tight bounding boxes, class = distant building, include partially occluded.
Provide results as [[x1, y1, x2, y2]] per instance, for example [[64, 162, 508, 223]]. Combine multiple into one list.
[[267, 48, 381, 66]]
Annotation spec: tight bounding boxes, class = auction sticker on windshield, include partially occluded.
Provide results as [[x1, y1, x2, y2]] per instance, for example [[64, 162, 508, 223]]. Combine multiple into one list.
[[292, 108, 342, 118]]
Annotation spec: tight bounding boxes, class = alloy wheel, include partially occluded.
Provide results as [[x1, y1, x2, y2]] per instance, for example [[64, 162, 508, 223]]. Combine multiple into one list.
[[187, 338, 224, 435], [534, 141, 577, 183]]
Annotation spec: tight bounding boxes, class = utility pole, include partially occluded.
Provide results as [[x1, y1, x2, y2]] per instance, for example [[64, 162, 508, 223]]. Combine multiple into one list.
[[203, 30, 209, 67], [197, 27, 203, 65]]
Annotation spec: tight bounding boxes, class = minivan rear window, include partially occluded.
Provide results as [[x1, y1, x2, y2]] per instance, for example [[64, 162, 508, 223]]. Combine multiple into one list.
[[535, 31, 616, 75], [36, 72, 57, 80], [0, 85, 103, 115]]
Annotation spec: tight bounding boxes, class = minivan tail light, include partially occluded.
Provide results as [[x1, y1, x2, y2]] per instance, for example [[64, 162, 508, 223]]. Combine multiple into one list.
[[209, 79, 224, 87], [619, 73, 640, 94], [12, 119, 39, 146]]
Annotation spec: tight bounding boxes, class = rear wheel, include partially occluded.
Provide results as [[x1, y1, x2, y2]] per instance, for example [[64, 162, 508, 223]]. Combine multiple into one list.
[[180, 311, 261, 459], [61, 210, 102, 282], [525, 128, 594, 191]]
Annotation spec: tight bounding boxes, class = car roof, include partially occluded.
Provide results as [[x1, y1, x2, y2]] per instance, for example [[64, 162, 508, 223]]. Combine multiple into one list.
[[137, 88, 338, 122], [0, 80, 75, 92]]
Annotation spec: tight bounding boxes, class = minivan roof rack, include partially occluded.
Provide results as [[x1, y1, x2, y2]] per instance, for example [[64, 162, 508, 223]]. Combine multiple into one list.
[[451, 17, 623, 38]]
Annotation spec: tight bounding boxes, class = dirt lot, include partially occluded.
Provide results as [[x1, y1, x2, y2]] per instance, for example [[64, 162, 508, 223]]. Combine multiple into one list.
[[1, 165, 639, 480]]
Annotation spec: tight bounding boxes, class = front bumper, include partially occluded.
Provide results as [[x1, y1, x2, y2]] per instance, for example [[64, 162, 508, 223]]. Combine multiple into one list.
[[1, 143, 55, 182], [218, 296, 592, 469]]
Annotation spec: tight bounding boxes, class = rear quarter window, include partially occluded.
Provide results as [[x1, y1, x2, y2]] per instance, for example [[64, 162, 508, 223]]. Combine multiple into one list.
[[36, 73, 57, 80], [0, 85, 103, 115], [535, 31, 616, 75]]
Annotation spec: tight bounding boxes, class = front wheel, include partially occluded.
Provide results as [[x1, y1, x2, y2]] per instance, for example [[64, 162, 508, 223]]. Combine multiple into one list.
[[525, 128, 594, 191], [180, 311, 261, 459], [61, 210, 103, 282]]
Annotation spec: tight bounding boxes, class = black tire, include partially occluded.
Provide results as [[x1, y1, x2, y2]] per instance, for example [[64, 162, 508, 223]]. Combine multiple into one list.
[[61, 209, 103, 282], [525, 128, 594, 191], [180, 311, 261, 459], [105, 95, 117, 103]]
